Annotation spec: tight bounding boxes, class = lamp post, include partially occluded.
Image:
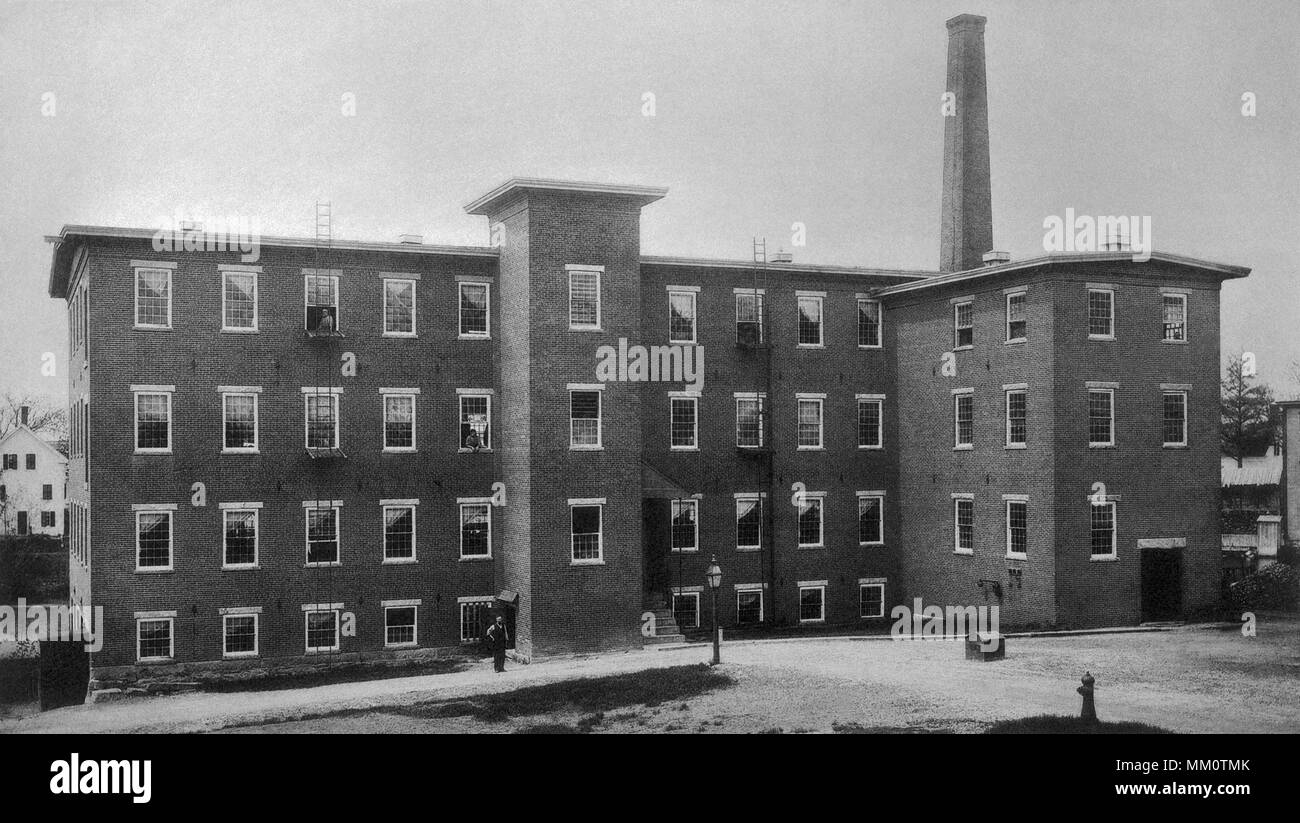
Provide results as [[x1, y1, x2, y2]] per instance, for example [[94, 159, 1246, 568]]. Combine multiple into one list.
[[705, 554, 722, 665]]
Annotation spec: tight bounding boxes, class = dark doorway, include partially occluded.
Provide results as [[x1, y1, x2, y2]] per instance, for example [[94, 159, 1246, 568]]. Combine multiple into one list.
[[16, 511, 27, 535], [40, 641, 89, 710], [1141, 548, 1182, 622], [501, 603, 517, 651]]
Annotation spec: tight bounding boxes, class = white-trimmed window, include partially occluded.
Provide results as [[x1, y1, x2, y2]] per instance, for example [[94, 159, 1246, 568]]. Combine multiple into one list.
[[383, 278, 417, 337], [797, 394, 824, 449], [305, 504, 341, 566], [570, 499, 604, 563], [569, 388, 602, 449], [569, 267, 602, 330], [1162, 293, 1187, 342], [954, 389, 974, 448], [222, 611, 259, 658], [736, 585, 765, 625], [383, 503, 417, 562], [953, 300, 973, 348], [736, 290, 764, 345], [797, 294, 824, 346], [1162, 390, 1188, 447], [1006, 498, 1028, 560], [134, 388, 173, 453], [857, 493, 884, 546], [382, 392, 417, 451], [1090, 500, 1116, 559], [1088, 288, 1114, 339], [669, 393, 698, 450], [672, 590, 700, 630], [1006, 290, 1027, 342], [135, 507, 174, 570], [221, 269, 258, 331], [459, 391, 492, 451], [459, 598, 492, 642], [459, 500, 491, 559], [735, 393, 765, 448], [670, 499, 698, 553], [954, 496, 974, 555], [798, 584, 826, 623], [304, 608, 341, 653], [222, 390, 259, 452], [305, 272, 340, 333], [857, 299, 882, 348], [222, 506, 259, 568], [134, 267, 172, 329], [304, 390, 341, 450], [1005, 388, 1027, 447], [136, 615, 174, 661], [459, 281, 490, 338], [735, 494, 764, 550], [859, 580, 885, 619], [797, 493, 825, 548], [384, 604, 418, 648], [668, 288, 697, 343], [1088, 388, 1115, 447], [857, 396, 883, 448]]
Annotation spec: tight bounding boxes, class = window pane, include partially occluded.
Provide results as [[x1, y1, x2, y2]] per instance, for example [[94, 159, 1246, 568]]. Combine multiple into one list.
[[670, 397, 696, 448], [1163, 392, 1186, 445], [137, 512, 171, 567], [859, 497, 882, 544], [306, 395, 337, 448], [385, 607, 416, 646], [1007, 391, 1026, 445], [384, 395, 414, 449], [570, 272, 599, 327], [136, 269, 170, 326], [671, 500, 696, 551], [461, 504, 490, 557], [956, 500, 973, 551], [798, 400, 822, 447], [306, 611, 338, 650], [955, 394, 973, 445], [799, 588, 823, 621], [225, 616, 256, 654], [307, 508, 338, 563], [460, 602, 489, 642], [223, 272, 256, 329], [860, 585, 884, 618], [224, 511, 257, 566], [139, 620, 171, 658], [736, 498, 762, 549], [736, 293, 764, 344], [1008, 501, 1027, 556], [1162, 295, 1185, 341], [570, 391, 600, 446], [669, 292, 696, 342], [136, 393, 170, 450], [798, 499, 822, 546], [955, 302, 973, 347], [1088, 291, 1112, 336], [224, 394, 256, 449], [858, 400, 881, 447], [384, 280, 415, 334], [460, 283, 488, 335], [737, 591, 762, 625], [1088, 391, 1112, 445], [384, 507, 415, 559], [858, 300, 881, 347], [672, 594, 699, 630], [460, 395, 490, 450], [571, 505, 601, 560], [736, 398, 763, 447], [305, 276, 338, 331], [1090, 503, 1115, 556], [1007, 293, 1026, 340], [798, 297, 822, 345]]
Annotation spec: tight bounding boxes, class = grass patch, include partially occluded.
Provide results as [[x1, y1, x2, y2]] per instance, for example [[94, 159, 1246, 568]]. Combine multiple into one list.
[[203, 657, 469, 693], [986, 715, 1172, 734], [395, 663, 732, 724], [514, 723, 585, 734]]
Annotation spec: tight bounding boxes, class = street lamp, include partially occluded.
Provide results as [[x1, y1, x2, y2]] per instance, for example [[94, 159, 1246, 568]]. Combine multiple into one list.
[[705, 554, 722, 665]]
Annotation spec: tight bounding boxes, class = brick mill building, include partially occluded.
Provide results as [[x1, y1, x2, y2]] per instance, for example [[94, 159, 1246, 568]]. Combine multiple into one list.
[[46, 14, 1248, 682]]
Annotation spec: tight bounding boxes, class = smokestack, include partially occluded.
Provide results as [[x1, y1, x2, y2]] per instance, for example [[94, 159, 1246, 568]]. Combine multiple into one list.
[[940, 13, 993, 273]]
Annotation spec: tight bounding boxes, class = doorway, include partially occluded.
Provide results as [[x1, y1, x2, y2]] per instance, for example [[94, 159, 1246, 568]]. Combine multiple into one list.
[[1140, 548, 1182, 622]]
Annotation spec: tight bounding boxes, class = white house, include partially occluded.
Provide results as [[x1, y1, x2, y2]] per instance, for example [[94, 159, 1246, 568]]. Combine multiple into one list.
[[0, 422, 67, 537]]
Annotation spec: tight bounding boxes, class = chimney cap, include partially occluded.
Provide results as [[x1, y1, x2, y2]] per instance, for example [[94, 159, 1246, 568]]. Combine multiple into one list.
[[771, 250, 793, 264], [982, 250, 1011, 266], [946, 13, 987, 32], [397, 234, 423, 245]]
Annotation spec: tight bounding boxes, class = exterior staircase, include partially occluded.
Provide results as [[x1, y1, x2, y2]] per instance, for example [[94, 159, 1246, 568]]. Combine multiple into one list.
[[642, 595, 687, 645]]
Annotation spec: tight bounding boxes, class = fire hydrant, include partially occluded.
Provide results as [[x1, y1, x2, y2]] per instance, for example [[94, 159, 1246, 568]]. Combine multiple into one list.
[[1077, 671, 1097, 721]]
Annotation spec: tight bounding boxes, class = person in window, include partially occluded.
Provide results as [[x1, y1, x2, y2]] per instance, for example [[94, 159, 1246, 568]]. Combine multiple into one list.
[[485, 615, 509, 673]]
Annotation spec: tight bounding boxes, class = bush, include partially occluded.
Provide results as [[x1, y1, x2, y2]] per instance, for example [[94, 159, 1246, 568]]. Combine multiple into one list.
[[987, 715, 1171, 734], [1229, 563, 1300, 612]]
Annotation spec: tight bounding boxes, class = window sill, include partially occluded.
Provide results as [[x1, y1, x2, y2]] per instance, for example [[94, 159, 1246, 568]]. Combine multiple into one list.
[[383, 448, 418, 454], [383, 558, 418, 565], [1162, 443, 1188, 449], [305, 648, 341, 655], [570, 559, 606, 566], [1087, 335, 1115, 342], [221, 327, 259, 334], [1160, 339, 1189, 345], [570, 445, 604, 451], [952, 345, 973, 352], [1005, 443, 1027, 450], [799, 618, 826, 625], [384, 642, 419, 650], [1006, 553, 1027, 562], [137, 657, 174, 664], [857, 344, 883, 350], [860, 542, 885, 548], [670, 549, 700, 554], [797, 445, 824, 451], [797, 544, 824, 550], [569, 325, 603, 333], [736, 546, 761, 553], [669, 446, 699, 452], [1004, 338, 1027, 346], [1089, 555, 1118, 562], [458, 334, 491, 341], [668, 338, 697, 346], [383, 332, 418, 339], [796, 344, 825, 350], [953, 444, 974, 451], [305, 562, 342, 568], [133, 325, 173, 331], [223, 652, 260, 660], [457, 448, 494, 454], [134, 450, 173, 456], [858, 444, 884, 450], [222, 564, 260, 571], [953, 549, 974, 556], [222, 448, 259, 455], [459, 555, 493, 562], [135, 567, 174, 574], [1088, 443, 1116, 450]]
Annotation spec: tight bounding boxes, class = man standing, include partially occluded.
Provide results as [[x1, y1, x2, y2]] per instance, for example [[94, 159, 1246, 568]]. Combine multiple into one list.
[[485, 615, 509, 673]]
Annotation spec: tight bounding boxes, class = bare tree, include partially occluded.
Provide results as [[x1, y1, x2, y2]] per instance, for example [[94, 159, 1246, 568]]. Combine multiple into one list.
[[1221, 354, 1275, 467], [0, 392, 68, 442]]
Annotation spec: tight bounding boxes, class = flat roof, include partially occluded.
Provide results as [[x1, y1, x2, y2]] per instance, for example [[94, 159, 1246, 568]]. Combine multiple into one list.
[[641, 254, 932, 281], [875, 251, 1251, 297], [464, 177, 668, 215]]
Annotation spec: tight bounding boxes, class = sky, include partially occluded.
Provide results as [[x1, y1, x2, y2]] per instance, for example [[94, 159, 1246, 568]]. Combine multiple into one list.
[[1, 0, 1297, 406]]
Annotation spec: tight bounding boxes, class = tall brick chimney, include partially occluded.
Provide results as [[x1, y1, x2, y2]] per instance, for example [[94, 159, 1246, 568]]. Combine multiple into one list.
[[939, 13, 993, 273]]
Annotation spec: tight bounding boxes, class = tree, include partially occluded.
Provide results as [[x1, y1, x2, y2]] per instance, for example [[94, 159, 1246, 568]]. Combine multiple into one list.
[[0, 392, 67, 442], [1221, 354, 1275, 466]]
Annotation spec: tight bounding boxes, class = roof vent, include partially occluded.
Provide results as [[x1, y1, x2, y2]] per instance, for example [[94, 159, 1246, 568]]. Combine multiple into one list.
[[398, 234, 423, 245], [982, 250, 1010, 266], [770, 249, 793, 264], [179, 220, 204, 232]]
